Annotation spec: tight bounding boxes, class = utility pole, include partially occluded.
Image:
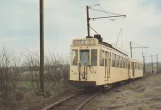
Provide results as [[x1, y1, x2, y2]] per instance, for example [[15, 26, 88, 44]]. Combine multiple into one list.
[[86, 5, 90, 38], [130, 42, 148, 58], [85, 5, 126, 38], [151, 55, 153, 74], [39, 0, 44, 94], [130, 42, 132, 58], [156, 54, 158, 74], [142, 52, 145, 74]]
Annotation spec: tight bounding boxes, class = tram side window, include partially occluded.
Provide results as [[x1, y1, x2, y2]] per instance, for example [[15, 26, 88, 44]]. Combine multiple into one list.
[[141, 64, 143, 70], [120, 57, 123, 68], [124, 58, 126, 68], [119, 56, 121, 68], [123, 58, 126, 68], [126, 59, 128, 68], [139, 64, 141, 70], [125, 59, 127, 68], [116, 55, 120, 67], [138, 63, 140, 69], [100, 50, 104, 66], [128, 61, 130, 69], [91, 49, 97, 66], [140, 64, 142, 69], [112, 53, 116, 67], [135, 63, 137, 69], [123, 58, 125, 68], [131, 62, 134, 69], [72, 50, 78, 65]]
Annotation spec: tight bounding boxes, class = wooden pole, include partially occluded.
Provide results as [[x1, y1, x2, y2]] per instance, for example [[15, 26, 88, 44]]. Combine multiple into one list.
[[142, 52, 145, 74], [86, 6, 90, 37], [130, 42, 132, 58], [151, 55, 153, 74], [156, 54, 158, 73], [39, 0, 44, 93]]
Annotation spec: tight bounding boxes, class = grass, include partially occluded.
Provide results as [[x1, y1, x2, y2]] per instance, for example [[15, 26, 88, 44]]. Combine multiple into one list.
[[17, 81, 39, 90], [16, 80, 65, 90]]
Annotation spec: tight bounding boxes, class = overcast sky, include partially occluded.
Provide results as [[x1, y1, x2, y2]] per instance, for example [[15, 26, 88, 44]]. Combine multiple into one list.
[[0, 0, 161, 62]]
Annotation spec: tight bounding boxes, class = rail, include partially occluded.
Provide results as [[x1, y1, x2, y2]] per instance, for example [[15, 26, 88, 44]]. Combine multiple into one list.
[[42, 90, 83, 110]]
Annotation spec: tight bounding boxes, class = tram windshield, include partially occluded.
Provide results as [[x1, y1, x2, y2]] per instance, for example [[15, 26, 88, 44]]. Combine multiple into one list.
[[80, 50, 89, 65], [72, 50, 78, 65]]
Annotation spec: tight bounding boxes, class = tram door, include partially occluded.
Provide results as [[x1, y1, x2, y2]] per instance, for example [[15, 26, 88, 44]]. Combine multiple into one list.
[[104, 51, 110, 81]]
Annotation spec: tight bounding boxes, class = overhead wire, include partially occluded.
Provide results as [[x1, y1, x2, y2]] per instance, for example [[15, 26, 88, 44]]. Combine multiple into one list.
[[132, 42, 148, 48], [95, 0, 123, 16], [90, 8, 123, 16], [88, 0, 125, 37]]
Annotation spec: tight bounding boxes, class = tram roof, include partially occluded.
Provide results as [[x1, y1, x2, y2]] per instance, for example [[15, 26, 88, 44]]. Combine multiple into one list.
[[72, 37, 128, 56], [99, 41, 128, 56]]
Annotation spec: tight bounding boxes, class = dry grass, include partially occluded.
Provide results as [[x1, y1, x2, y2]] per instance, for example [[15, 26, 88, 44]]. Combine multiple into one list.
[[0, 47, 72, 110]]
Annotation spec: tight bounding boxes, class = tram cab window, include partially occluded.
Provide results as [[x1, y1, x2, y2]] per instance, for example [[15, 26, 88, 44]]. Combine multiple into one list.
[[80, 50, 89, 65], [72, 50, 78, 65], [91, 49, 97, 66], [100, 50, 104, 66]]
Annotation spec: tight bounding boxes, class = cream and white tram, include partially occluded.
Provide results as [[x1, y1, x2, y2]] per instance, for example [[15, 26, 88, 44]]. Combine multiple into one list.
[[69, 35, 143, 88]]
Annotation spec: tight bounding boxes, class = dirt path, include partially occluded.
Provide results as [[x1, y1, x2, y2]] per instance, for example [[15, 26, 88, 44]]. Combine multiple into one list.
[[83, 73, 161, 110]]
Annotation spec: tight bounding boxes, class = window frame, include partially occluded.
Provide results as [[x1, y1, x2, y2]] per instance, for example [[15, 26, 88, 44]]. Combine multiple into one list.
[[112, 53, 116, 67], [80, 49, 90, 65], [91, 49, 97, 66], [72, 49, 78, 66], [100, 50, 104, 66]]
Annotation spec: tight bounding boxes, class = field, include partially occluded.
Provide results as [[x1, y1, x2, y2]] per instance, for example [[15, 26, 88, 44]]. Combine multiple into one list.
[[0, 48, 74, 110], [83, 73, 161, 110], [0, 48, 161, 110]]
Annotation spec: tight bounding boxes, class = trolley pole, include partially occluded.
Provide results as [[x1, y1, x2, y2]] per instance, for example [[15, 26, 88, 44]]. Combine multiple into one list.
[[86, 5, 90, 37], [142, 52, 145, 74], [39, 0, 44, 94], [151, 55, 153, 74], [156, 54, 158, 74], [130, 41, 132, 58]]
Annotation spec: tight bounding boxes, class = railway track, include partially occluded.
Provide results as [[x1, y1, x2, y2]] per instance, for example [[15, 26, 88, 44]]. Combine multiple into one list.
[[42, 91, 98, 110], [42, 76, 150, 110]]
